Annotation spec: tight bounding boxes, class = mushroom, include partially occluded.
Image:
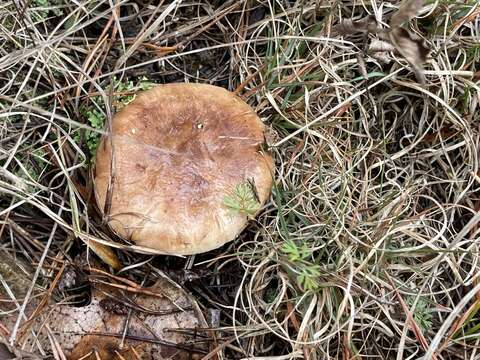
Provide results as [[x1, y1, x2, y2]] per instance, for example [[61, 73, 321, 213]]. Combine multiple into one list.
[[94, 83, 274, 255]]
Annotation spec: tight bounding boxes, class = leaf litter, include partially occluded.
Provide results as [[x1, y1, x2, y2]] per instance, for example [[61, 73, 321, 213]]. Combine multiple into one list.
[[1, 0, 479, 358], [1, 265, 206, 360], [337, 0, 430, 83]]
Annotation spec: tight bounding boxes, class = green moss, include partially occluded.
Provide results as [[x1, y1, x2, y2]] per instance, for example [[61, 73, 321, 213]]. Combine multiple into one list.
[[31, 0, 65, 21], [77, 77, 156, 159]]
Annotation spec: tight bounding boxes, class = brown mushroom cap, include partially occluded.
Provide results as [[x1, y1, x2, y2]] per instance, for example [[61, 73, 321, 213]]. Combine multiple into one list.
[[94, 83, 274, 255]]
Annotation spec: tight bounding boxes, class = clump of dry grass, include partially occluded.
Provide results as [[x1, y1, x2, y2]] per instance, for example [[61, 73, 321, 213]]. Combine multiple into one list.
[[1, 0, 479, 359]]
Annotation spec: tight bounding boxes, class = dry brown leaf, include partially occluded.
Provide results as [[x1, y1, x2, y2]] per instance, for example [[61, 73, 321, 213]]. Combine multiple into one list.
[[388, 27, 429, 83], [369, 39, 396, 53], [389, 0, 425, 28], [388, 28, 429, 64], [85, 240, 122, 271], [336, 15, 383, 36], [368, 39, 395, 64], [3, 278, 205, 360], [336, 0, 429, 84]]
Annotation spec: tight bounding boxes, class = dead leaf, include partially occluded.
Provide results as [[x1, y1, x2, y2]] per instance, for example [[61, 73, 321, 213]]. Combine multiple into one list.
[[389, 0, 425, 28], [83, 239, 122, 271], [336, 0, 429, 84], [368, 39, 395, 63], [369, 39, 396, 53], [3, 278, 206, 359], [388, 27, 429, 83], [336, 15, 383, 36]]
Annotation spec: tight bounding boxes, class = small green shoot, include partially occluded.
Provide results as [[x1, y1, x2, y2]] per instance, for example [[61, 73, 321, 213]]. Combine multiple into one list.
[[453, 301, 480, 339], [281, 240, 321, 291], [223, 181, 260, 218], [406, 296, 433, 332], [298, 265, 322, 291], [282, 239, 310, 262]]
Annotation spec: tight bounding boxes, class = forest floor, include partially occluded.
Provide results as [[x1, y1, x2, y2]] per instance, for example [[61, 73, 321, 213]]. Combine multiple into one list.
[[1, 0, 480, 359]]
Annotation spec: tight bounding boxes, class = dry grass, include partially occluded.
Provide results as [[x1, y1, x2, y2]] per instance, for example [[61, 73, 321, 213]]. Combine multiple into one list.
[[1, 0, 479, 359]]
